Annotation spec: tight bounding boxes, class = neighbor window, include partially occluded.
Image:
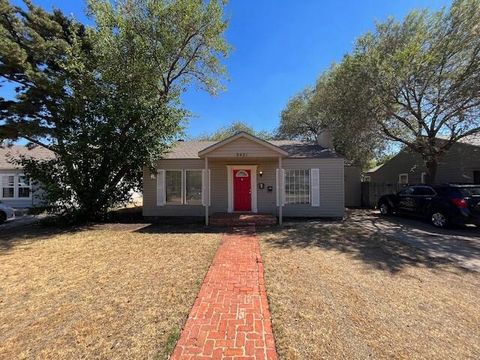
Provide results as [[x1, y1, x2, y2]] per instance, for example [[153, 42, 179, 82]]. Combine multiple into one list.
[[398, 173, 409, 185], [474, 170, 480, 184], [18, 175, 31, 198], [165, 170, 183, 204], [2, 175, 15, 198], [421, 172, 427, 184], [185, 170, 202, 205], [285, 169, 310, 204]]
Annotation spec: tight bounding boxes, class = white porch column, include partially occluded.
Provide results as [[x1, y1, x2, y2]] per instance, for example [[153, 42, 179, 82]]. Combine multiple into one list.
[[278, 156, 283, 225], [205, 156, 209, 226]]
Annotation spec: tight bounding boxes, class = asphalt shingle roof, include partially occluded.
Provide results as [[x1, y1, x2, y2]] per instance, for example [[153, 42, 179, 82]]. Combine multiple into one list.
[[0, 145, 54, 170], [164, 139, 340, 159]]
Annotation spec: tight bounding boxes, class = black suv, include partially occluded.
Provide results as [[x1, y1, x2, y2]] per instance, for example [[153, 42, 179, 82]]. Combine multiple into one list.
[[378, 184, 480, 228]]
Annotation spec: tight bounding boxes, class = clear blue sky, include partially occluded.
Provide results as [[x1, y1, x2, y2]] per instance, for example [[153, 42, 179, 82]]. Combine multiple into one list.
[[7, 0, 451, 138]]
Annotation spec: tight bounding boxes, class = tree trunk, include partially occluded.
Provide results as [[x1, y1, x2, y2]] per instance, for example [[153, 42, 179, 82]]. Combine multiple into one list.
[[424, 157, 438, 184]]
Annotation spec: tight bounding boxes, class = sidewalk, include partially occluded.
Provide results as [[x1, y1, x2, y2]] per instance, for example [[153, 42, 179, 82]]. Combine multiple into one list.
[[171, 227, 277, 360]]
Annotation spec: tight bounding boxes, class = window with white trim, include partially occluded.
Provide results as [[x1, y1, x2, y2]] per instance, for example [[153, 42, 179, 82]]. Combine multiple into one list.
[[398, 173, 409, 185], [2, 175, 15, 198], [165, 170, 183, 204], [285, 169, 310, 204], [185, 170, 202, 205], [421, 172, 427, 184], [18, 175, 31, 198]]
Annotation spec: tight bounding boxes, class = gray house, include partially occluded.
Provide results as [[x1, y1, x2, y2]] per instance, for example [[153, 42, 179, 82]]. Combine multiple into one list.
[[365, 135, 480, 185], [143, 132, 345, 224], [0, 145, 53, 208]]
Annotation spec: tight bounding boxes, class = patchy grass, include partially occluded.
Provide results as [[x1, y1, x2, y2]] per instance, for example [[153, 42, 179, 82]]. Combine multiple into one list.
[[0, 223, 220, 359], [259, 217, 480, 359]]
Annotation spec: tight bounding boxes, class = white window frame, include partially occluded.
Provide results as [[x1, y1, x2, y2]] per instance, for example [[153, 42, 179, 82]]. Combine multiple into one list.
[[1, 174, 15, 199], [284, 169, 311, 205], [165, 169, 184, 205], [17, 174, 32, 199], [184, 169, 203, 205], [158, 169, 206, 206], [0, 174, 32, 200], [398, 173, 409, 185], [421, 172, 427, 184]]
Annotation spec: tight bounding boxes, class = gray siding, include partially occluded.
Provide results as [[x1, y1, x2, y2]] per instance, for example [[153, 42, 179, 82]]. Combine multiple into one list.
[[143, 160, 204, 217], [282, 158, 344, 217], [143, 158, 345, 218], [344, 166, 361, 207], [369, 142, 480, 184], [208, 160, 278, 214]]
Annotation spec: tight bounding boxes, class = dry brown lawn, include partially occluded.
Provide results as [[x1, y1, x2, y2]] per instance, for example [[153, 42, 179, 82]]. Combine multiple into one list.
[[0, 223, 220, 359], [259, 217, 480, 359]]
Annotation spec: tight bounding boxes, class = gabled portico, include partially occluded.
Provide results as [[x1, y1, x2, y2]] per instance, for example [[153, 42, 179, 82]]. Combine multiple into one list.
[[198, 132, 289, 226]]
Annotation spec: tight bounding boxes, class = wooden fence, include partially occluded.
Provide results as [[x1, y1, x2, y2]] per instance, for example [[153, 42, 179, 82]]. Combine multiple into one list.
[[361, 182, 405, 208]]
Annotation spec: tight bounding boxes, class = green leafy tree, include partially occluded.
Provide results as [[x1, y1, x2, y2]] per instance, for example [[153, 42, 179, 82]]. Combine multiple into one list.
[[278, 69, 385, 168], [350, 0, 480, 182], [195, 121, 274, 141], [0, 0, 229, 220], [278, 87, 327, 142], [320, 60, 387, 168]]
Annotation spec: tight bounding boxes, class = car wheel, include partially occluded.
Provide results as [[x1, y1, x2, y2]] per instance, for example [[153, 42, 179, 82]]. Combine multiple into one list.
[[379, 202, 392, 216], [431, 211, 448, 228], [0, 211, 6, 224]]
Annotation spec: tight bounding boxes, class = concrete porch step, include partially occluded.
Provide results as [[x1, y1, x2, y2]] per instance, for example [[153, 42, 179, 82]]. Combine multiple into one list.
[[209, 213, 277, 227]]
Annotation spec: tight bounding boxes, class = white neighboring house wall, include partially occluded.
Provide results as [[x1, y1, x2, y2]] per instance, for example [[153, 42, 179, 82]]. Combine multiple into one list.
[[0, 145, 54, 208], [0, 169, 41, 208]]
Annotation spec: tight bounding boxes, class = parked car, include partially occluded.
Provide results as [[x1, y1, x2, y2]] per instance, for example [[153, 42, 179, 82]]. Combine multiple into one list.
[[0, 201, 15, 224], [378, 184, 480, 228]]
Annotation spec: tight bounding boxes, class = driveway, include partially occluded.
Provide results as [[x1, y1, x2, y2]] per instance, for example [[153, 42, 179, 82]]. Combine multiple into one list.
[[346, 209, 480, 272], [0, 214, 43, 230]]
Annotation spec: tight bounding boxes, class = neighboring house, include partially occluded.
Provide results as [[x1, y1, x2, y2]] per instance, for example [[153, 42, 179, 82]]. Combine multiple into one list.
[[0, 145, 53, 208], [365, 135, 480, 185], [143, 131, 345, 224]]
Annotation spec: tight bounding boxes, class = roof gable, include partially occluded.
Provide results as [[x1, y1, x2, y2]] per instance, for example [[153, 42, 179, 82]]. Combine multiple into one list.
[[198, 132, 289, 157]]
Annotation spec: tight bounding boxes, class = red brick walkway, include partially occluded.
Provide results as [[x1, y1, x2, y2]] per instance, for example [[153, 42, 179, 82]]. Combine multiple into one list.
[[171, 227, 277, 360]]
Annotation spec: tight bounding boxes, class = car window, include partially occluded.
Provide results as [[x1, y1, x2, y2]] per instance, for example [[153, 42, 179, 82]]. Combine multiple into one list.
[[459, 186, 480, 197], [398, 187, 414, 196], [413, 187, 436, 196], [434, 187, 453, 196]]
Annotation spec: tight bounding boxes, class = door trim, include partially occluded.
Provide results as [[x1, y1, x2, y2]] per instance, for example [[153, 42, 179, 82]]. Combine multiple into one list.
[[227, 165, 257, 213]]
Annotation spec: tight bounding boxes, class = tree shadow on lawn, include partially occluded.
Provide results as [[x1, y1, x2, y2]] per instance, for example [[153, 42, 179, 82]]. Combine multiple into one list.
[[0, 215, 222, 254], [0, 222, 95, 253], [259, 210, 480, 274]]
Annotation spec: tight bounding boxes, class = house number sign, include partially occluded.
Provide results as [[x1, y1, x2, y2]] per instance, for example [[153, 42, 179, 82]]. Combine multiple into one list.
[[236, 153, 248, 157]]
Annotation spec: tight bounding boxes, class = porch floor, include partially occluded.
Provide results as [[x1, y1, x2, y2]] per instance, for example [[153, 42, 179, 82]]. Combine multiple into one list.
[[209, 212, 277, 227]]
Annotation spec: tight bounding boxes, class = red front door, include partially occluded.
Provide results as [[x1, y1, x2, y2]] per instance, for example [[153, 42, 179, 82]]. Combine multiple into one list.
[[233, 169, 251, 211]]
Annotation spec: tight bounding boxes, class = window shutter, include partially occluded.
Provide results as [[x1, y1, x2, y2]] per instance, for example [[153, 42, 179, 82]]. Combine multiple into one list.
[[156, 170, 165, 206], [310, 168, 320, 207], [202, 169, 211, 206], [276, 168, 285, 206]]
